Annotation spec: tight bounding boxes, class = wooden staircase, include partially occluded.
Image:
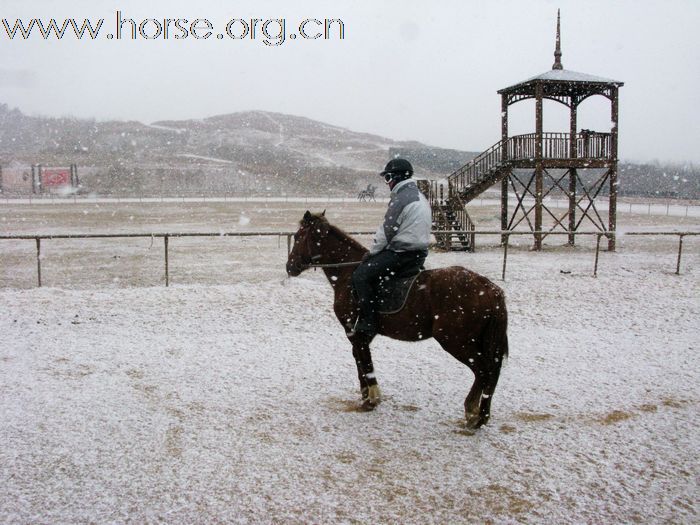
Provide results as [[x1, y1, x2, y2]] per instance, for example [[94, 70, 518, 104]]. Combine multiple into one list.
[[419, 181, 475, 251], [419, 139, 509, 252], [433, 198, 474, 251], [449, 139, 510, 203]]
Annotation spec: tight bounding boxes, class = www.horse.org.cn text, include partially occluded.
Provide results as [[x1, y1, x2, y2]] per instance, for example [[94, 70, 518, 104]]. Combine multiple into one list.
[[1, 12, 346, 46]]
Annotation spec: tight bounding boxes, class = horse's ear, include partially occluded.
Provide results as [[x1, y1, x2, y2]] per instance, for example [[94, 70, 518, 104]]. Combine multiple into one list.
[[321, 209, 326, 217], [317, 217, 330, 236], [303, 210, 312, 222]]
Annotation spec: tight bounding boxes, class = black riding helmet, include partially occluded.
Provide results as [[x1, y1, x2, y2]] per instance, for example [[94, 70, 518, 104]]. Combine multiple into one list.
[[380, 158, 413, 184]]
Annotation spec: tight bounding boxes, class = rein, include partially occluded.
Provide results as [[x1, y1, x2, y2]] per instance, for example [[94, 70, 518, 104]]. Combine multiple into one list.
[[300, 254, 364, 271], [308, 261, 363, 269]]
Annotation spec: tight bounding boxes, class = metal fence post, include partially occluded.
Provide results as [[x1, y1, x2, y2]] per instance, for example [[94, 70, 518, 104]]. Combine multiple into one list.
[[36, 237, 42, 287], [501, 233, 510, 281], [676, 234, 684, 275], [593, 233, 602, 277], [164, 235, 169, 287]]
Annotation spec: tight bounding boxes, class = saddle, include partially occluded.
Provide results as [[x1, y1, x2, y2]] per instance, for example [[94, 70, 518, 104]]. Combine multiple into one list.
[[376, 267, 423, 314]]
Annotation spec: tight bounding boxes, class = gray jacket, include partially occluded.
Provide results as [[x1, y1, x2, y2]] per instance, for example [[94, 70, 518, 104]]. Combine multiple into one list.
[[369, 179, 432, 255]]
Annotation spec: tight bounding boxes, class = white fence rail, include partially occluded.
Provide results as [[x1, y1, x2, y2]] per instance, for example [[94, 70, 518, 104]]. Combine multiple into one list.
[[1, 230, 696, 288]]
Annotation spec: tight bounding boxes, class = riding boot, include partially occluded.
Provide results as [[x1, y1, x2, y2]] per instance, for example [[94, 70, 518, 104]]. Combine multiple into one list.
[[350, 299, 378, 337]]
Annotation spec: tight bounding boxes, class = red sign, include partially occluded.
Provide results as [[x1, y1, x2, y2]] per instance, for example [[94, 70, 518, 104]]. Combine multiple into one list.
[[42, 168, 70, 186]]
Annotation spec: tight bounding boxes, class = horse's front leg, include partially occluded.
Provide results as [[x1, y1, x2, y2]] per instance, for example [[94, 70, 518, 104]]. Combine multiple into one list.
[[350, 334, 381, 410]]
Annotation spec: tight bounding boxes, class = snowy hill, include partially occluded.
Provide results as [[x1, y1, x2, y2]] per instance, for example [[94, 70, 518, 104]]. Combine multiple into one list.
[[0, 104, 476, 196]]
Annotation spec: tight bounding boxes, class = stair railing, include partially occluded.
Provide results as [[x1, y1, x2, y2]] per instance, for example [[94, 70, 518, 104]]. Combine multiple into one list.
[[448, 139, 505, 196]]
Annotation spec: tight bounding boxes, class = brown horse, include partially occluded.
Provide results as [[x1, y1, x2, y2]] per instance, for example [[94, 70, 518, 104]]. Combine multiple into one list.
[[286, 211, 508, 429]]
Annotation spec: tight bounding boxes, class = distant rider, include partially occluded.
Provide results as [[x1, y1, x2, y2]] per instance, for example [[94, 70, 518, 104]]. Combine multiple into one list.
[[350, 158, 432, 337]]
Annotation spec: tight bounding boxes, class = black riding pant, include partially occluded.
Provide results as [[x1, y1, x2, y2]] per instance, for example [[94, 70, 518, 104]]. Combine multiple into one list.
[[351, 249, 427, 329]]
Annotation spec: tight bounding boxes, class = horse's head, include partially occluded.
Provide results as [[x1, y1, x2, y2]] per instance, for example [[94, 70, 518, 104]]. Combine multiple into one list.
[[286, 210, 330, 276]]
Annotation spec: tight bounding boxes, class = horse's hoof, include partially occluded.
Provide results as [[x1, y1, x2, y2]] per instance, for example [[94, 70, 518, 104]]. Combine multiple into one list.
[[465, 413, 484, 430], [367, 384, 382, 405], [361, 386, 369, 400], [360, 398, 377, 411], [360, 384, 381, 411]]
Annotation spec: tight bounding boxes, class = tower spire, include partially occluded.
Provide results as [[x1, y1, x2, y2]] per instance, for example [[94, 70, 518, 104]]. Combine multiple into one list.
[[552, 9, 563, 70]]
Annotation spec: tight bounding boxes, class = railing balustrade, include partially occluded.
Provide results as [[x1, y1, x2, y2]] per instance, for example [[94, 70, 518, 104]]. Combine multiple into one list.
[[449, 132, 614, 199]]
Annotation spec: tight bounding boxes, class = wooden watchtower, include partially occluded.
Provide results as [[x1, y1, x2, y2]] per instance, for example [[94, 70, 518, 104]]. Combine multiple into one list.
[[430, 11, 624, 251]]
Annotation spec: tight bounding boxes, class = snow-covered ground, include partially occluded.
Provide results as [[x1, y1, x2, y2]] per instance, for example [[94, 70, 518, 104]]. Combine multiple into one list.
[[3, 196, 699, 219], [1, 202, 698, 523]]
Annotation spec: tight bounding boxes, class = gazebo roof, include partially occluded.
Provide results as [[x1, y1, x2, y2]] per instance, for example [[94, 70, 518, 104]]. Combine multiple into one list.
[[498, 68, 624, 96], [498, 10, 623, 98]]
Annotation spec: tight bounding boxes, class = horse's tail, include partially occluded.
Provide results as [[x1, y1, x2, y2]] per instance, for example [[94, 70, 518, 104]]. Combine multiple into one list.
[[483, 286, 509, 371]]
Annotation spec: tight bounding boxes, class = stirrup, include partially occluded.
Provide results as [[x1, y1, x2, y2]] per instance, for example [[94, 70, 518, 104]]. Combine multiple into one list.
[[347, 315, 376, 337]]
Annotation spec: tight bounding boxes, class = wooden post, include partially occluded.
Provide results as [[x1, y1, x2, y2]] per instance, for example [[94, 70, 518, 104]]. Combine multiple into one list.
[[608, 87, 619, 251], [534, 83, 543, 250], [501, 94, 509, 246], [70, 164, 79, 188], [501, 166, 511, 243], [568, 101, 578, 245]]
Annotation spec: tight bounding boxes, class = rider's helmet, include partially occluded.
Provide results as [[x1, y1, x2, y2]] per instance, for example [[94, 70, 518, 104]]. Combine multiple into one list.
[[380, 158, 413, 185]]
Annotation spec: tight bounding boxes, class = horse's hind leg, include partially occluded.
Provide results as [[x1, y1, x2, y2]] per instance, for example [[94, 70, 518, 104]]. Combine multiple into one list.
[[351, 335, 381, 409], [436, 337, 488, 429], [464, 359, 503, 429], [463, 373, 484, 428], [477, 360, 503, 426], [472, 309, 508, 428]]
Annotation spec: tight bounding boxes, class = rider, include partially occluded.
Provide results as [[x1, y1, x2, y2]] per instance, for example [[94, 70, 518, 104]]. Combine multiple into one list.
[[350, 158, 432, 337]]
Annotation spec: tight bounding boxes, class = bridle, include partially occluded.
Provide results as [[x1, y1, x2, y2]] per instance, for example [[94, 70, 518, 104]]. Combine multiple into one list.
[[297, 246, 363, 271], [291, 223, 363, 272]]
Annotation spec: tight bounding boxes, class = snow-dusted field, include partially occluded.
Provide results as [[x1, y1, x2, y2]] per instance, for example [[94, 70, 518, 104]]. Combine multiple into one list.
[[1, 201, 698, 523]]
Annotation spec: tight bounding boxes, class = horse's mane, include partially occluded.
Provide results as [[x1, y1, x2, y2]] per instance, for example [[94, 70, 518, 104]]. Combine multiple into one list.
[[304, 213, 367, 253], [328, 224, 368, 253]]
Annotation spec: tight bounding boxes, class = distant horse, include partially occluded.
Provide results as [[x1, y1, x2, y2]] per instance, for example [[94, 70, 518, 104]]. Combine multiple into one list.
[[286, 211, 509, 429], [357, 185, 376, 202]]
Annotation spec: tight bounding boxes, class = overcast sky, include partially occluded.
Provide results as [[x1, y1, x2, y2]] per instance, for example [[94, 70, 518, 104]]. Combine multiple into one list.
[[1, 0, 698, 163]]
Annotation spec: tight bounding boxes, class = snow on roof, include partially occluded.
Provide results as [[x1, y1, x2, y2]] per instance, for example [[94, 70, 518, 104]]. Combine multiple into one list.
[[500, 68, 624, 93]]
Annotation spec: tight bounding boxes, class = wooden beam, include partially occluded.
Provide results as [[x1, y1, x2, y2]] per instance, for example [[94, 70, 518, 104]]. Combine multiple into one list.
[[609, 87, 619, 251], [534, 82, 543, 250], [501, 94, 509, 245], [568, 103, 578, 245]]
